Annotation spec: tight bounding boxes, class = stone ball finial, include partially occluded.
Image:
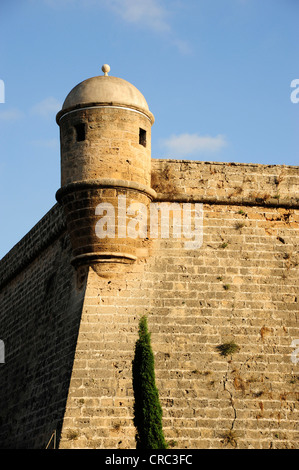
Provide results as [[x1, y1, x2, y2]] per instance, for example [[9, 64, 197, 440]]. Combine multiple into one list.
[[102, 64, 110, 76]]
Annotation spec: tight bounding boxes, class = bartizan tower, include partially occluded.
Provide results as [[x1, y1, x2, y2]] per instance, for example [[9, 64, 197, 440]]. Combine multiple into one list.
[[56, 64, 156, 274]]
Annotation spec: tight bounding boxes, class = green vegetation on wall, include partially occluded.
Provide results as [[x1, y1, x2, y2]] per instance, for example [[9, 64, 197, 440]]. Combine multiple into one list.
[[132, 315, 167, 449]]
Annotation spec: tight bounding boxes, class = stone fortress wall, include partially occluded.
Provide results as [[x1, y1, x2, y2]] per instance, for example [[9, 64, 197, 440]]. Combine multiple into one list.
[[0, 159, 298, 449], [0, 64, 298, 449]]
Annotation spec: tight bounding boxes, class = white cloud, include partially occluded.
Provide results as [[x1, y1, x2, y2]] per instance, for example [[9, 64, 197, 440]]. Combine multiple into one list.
[[42, 0, 170, 32], [161, 133, 228, 157], [30, 97, 61, 119], [0, 108, 24, 121], [107, 0, 170, 33], [41, 0, 190, 54], [0, 98, 61, 121], [107, 0, 192, 53], [41, 0, 170, 31], [172, 38, 193, 56]]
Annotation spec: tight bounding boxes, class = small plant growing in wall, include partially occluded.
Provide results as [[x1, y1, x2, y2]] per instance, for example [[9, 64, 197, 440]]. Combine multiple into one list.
[[220, 242, 229, 249], [235, 221, 245, 230], [66, 429, 79, 441], [167, 439, 178, 448], [132, 315, 167, 449], [216, 341, 240, 357]]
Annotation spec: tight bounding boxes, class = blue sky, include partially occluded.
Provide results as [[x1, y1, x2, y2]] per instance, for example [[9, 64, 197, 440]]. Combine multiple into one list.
[[0, 0, 298, 259]]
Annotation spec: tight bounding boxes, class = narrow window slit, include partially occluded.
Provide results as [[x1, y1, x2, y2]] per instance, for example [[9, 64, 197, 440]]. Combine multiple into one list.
[[75, 123, 86, 142], [139, 128, 146, 147]]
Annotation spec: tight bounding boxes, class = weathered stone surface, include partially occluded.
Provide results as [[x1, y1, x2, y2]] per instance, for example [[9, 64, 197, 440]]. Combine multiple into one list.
[[0, 159, 298, 449]]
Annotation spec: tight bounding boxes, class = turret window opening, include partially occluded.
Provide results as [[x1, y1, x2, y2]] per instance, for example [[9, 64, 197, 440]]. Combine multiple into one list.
[[139, 128, 146, 147], [75, 123, 86, 142]]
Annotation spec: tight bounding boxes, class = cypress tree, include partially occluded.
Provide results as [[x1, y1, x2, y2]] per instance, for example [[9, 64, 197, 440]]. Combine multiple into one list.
[[132, 315, 167, 449]]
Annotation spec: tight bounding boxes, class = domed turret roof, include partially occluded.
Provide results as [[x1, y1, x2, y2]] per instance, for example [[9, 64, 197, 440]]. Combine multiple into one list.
[[58, 65, 153, 123]]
